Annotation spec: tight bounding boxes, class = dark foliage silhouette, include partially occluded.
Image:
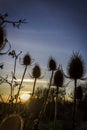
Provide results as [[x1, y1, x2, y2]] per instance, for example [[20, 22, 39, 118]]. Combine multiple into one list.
[[67, 52, 86, 130]]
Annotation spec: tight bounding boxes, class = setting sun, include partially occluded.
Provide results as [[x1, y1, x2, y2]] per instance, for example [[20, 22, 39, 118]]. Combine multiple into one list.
[[20, 93, 31, 102]]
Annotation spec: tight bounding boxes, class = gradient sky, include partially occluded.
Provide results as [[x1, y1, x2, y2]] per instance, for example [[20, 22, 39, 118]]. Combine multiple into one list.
[[0, 0, 87, 100]]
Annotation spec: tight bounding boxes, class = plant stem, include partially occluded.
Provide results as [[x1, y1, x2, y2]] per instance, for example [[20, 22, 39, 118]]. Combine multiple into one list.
[[16, 65, 27, 103], [39, 70, 54, 120], [54, 86, 58, 130], [32, 78, 37, 96], [72, 79, 77, 130]]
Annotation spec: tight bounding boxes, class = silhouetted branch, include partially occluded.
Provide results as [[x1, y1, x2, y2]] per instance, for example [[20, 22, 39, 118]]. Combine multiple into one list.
[[0, 13, 26, 28]]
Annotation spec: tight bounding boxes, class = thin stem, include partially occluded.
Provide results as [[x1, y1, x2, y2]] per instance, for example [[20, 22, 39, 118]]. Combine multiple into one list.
[[10, 57, 17, 100], [12, 57, 17, 96], [72, 79, 77, 130], [39, 70, 54, 120], [32, 78, 37, 96], [12, 51, 22, 95], [16, 66, 27, 103], [54, 86, 58, 130]]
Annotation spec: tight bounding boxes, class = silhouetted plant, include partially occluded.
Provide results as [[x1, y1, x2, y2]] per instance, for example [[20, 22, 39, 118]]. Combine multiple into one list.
[[54, 67, 64, 88], [48, 57, 57, 71], [15, 53, 32, 103], [0, 51, 22, 104], [38, 57, 57, 121], [29, 64, 43, 96], [67, 52, 85, 80], [47, 57, 57, 95], [8, 50, 22, 102], [53, 66, 64, 130], [66, 52, 86, 130]]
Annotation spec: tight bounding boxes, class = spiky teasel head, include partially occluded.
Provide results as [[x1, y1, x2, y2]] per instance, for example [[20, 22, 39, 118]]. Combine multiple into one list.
[[32, 64, 41, 79], [22, 53, 32, 66], [0, 26, 6, 50], [76, 86, 83, 100], [67, 52, 85, 80], [48, 57, 57, 71], [54, 66, 64, 87]]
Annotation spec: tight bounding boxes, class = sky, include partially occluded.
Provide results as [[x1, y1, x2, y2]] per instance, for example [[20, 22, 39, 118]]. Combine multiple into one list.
[[0, 0, 87, 101]]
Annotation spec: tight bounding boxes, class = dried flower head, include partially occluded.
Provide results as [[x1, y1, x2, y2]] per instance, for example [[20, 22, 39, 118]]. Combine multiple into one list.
[[32, 64, 41, 79], [67, 52, 85, 80], [23, 53, 31, 66], [48, 57, 57, 71], [54, 68, 64, 87]]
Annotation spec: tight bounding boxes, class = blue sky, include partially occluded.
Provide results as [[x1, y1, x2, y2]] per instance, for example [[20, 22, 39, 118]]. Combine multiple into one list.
[[0, 0, 87, 99], [1, 0, 87, 71]]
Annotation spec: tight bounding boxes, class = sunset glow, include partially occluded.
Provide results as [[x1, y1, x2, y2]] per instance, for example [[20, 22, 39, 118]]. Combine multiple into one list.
[[20, 93, 31, 102]]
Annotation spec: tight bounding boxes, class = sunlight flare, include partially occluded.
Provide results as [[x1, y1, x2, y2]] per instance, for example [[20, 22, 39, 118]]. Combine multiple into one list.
[[20, 93, 31, 102]]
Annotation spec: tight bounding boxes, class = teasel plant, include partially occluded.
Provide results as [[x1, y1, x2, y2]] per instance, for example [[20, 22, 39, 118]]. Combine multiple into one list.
[[53, 65, 64, 130], [15, 53, 32, 103], [64, 51, 86, 130], [39, 57, 57, 120], [47, 57, 57, 98], [8, 50, 22, 103], [29, 63, 43, 96]]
